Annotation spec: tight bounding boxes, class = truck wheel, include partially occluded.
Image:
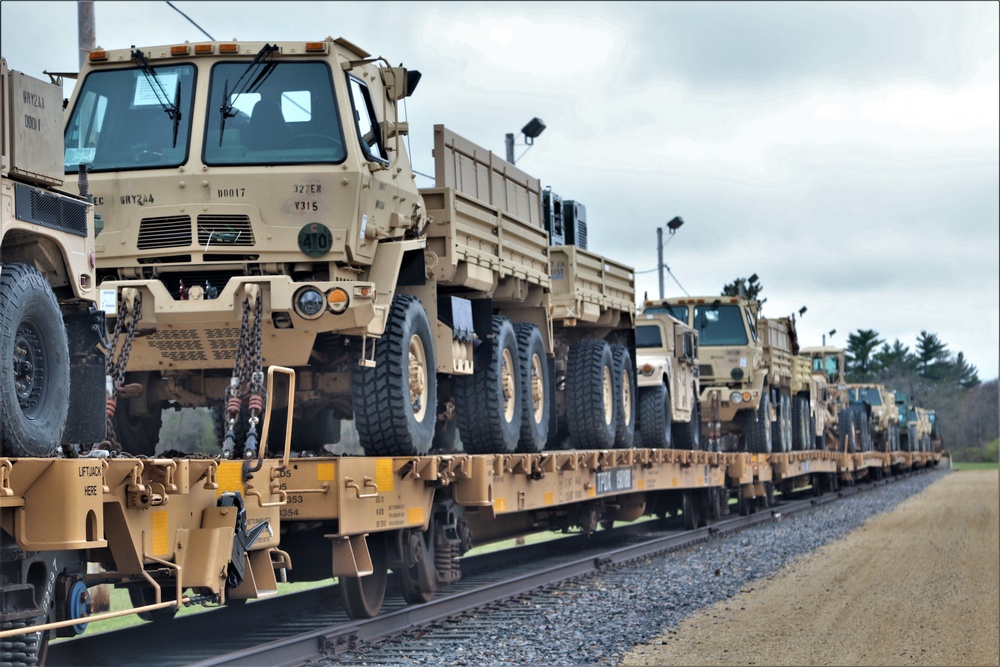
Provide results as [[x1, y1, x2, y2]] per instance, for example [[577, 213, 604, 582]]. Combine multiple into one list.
[[638, 384, 672, 449], [352, 294, 437, 456], [771, 393, 791, 453], [456, 316, 521, 454], [672, 396, 701, 450], [791, 396, 810, 451], [514, 323, 549, 453], [838, 408, 856, 453], [0, 264, 69, 457], [745, 391, 772, 454], [566, 339, 616, 449], [610, 344, 636, 449]]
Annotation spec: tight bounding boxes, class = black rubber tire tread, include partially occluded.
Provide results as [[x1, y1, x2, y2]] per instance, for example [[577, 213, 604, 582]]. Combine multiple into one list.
[[351, 294, 437, 456], [791, 395, 809, 451], [839, 408, 856, 453], [113, 395, 163, 456], [514, 323, 550, 453], [671, 394, 701, 450], [638, 384, 672, 449], [455, 316, 521, 454], [746, 390, 772, 454], [0, 263, 69, 457], [565, 339, 616, 449], [771, 393, 791, 453], [610, 344, 636, 449]]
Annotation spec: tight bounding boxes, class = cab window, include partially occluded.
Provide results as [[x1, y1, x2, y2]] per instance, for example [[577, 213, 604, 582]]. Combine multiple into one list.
[[348, 76, 387, 162]]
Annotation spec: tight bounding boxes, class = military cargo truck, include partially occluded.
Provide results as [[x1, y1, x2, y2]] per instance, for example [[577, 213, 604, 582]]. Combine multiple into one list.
[[633, 310, 701, 449], [847, 383, 900, 453], [643, 295, 804, 453], [62, 39, 635, 457], [1, 57, 105, 457]]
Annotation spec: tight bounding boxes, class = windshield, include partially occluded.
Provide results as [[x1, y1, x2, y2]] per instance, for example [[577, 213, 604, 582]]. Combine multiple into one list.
[[849, 387, 883, 405], [636, 324, 663, 348], [204, 61, 345, 165], [64, 64, 196, 171], [645, 304, 688, 322], [692, 305, 748, 346]]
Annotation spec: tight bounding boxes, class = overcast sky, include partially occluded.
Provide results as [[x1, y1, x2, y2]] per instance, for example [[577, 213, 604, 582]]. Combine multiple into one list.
[[3, 1, 998, 380]]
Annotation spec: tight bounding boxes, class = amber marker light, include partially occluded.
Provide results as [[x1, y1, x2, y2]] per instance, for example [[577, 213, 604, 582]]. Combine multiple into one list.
[[219, 43, 239, 53], [170, 45, 189, 56], [194, 44, 214, 55], [640, 363, 654, 376], [327, 287, 350, 314], [305, 42, 326, 52], [89, 50, 107, 61]]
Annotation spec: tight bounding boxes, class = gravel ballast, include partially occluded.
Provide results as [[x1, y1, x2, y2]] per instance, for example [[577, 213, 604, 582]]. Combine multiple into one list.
[[328, 468, 954, 666]]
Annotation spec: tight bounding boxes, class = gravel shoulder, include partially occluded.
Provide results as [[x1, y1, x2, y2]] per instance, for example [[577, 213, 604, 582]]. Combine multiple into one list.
[[622, 469, 1000, 667]]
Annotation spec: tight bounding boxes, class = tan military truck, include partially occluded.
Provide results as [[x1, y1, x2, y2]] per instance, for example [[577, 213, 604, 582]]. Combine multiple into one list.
[[913, 407, 933, 452], [633, 310, 701, 449], [846, 383, 900, 452], [62, 39, 635, 457], [643, 296, 803, 453], [1, 57, 105, 457]]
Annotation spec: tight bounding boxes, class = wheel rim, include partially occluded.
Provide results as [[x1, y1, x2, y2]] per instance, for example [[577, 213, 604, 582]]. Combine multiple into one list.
[[620, 368, 632, 428], [602, 365, 613, 425], [501, 348, 516, 422], [13, 322, 46, 417], [529, 353, 545, 423], [407, 333, 428, 420]]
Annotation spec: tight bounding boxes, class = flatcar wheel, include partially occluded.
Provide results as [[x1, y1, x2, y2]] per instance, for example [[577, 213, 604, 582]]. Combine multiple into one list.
[[339, 536, 389, 619], [399, 529, 436, 605], [681, 490, 700, 530]]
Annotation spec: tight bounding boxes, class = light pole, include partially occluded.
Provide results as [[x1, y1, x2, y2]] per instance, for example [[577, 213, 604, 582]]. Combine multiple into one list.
[[505, 117, 546, 164], [657, 216, 684, 300]]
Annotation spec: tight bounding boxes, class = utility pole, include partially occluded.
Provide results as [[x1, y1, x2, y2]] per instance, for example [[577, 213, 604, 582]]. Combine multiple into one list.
[[78, 0, 95, 68], [657, 227, 665, 300]]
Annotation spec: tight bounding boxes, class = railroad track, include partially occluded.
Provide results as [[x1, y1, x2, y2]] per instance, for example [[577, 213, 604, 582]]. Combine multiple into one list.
[[45, 472, 923, 667]]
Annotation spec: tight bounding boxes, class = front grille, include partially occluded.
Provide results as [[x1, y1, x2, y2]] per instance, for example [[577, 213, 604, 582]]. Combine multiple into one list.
[[14, 183, 88, 237], [198, 214, 255, 247], [137, 215, 192, 249]]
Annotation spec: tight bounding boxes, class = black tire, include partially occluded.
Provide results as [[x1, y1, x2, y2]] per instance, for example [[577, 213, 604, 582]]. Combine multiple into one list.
[[456, 316, 521, 454], [838, 408, 856, 453], [0, 264, 69, 457], [745, 390, 772, 454], [610, 344, 636, 449], [672, 395, 701, 450], [638, 384, 672, 449], [853, 408, 872, 452], [352, 294, 437, 456], [514, 323, 550, 453], [771, 393, 791, 453], [792, 396, 810, 451], [566, 339, 616, 449]]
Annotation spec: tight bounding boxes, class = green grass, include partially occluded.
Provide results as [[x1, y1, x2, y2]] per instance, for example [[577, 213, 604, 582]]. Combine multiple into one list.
[[953, 461, 1000, 470]]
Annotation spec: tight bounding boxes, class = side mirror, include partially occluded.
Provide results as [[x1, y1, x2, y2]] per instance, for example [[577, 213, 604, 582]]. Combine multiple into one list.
[[382, 67, 421, 101]]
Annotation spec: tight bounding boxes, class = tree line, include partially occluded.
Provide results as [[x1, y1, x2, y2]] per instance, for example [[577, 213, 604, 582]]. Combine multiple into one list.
[[844, 329, 996, 462]]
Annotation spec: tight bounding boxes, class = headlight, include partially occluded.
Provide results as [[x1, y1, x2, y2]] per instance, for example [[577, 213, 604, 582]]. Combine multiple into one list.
[[731, 368, 744, 380], [294, 286, 325, 319], [730, 391, 743, 404], [326, 287, 350, 314]]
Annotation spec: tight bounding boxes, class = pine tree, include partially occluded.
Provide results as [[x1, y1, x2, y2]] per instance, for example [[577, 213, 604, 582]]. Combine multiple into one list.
[[845, 328, 884, 381]]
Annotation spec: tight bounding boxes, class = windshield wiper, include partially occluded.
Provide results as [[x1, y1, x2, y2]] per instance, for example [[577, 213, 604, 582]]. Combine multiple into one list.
[[131, 48, 182, 147], [219, 43, 279, 146]]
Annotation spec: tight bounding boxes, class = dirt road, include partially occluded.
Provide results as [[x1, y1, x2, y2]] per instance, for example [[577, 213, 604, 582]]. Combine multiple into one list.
[[622, 469, 1000, 667]]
